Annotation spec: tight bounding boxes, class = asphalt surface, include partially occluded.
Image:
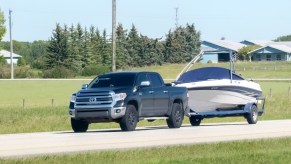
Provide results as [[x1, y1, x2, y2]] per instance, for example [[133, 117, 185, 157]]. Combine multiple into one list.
[[1, 120, 291, 158]]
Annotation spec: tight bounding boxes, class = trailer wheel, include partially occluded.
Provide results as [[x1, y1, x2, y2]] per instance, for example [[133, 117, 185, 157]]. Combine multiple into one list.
[[167, 103, 184, 128], [189, 116, 201, 126], [246, 105, 258, 124], [119, 104, 138, 131], [71, 118, 89, 133]]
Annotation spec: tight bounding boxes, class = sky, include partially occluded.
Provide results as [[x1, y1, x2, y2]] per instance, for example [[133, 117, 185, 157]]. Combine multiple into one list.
[[0, 0, 291, 42]]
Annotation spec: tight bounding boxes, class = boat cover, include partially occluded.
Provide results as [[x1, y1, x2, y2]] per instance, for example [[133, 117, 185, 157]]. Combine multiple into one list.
[[177, 67, 244, 83]]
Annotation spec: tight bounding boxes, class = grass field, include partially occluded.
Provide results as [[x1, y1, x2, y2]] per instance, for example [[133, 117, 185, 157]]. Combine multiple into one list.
[[1, 137, 291, 163]]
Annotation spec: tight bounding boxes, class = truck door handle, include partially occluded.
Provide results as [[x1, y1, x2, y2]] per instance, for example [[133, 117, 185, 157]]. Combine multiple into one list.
[[163, 91, 168, 93], [149, 91, 154, 94]]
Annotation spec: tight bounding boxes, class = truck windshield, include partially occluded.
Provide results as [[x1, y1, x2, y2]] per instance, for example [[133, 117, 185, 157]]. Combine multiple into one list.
[[89, 73, 136, 88]]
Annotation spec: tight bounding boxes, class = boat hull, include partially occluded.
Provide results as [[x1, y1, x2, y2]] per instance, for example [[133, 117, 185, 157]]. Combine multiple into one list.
[[187, 89, 258, 113]]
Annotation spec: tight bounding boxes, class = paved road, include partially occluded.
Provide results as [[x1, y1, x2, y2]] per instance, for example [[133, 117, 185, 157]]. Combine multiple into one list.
[[1, 120, 291, 158]]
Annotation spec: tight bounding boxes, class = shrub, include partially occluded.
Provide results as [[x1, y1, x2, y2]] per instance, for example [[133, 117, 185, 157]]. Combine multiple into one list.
[[0, 56, 7, 66], [17, 57, 26, 66], [81, 64, 110, 76], [43, 66, 77, 78], [0, 66, 10, 78]]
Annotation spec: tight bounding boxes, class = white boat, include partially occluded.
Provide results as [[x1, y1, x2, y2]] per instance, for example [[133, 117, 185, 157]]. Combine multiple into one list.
[[176, 67, 263, 113], [174, 51, 265, 125]]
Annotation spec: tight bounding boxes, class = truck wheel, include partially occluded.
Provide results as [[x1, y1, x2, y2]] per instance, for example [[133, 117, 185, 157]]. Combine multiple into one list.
[[71, 118, 89, 133], [189, 116, 201, 126], [119, 104, 138, 131], [167, 103, 184, 128], [246, 105, 258, 124]]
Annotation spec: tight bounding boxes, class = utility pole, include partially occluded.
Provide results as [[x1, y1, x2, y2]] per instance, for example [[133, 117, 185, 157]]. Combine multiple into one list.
[[9, 9, 14, 79], [112, 0, 116, 72], [175, 7, 179, 29]]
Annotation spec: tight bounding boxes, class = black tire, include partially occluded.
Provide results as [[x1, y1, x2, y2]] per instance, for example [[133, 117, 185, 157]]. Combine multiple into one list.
[[119, 104, 138, 131], [167, 103, 184, 128], [246, 105, 258, 124], [71, 118, 89, 133], [189, 116, 201, 126]]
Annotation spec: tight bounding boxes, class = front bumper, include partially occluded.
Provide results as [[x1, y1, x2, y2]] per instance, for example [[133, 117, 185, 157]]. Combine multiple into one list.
[[69, 106, 126, 120]]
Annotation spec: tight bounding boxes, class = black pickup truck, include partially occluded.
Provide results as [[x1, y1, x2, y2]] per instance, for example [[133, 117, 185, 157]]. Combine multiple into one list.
[[69, 71, 188, 132]]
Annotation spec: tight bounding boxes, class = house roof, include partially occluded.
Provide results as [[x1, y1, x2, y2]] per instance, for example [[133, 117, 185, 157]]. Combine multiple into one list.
[[202, 40, 245, 52], [266, 41, 291, 47], [241, 40, 273, 46], [249, 41, 291, 54], [268, 45, 291, 53], [0, 50, 22, 58]]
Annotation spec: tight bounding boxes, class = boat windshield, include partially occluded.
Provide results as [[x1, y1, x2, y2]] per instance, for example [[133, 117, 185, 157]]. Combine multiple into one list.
[[177, 67, 244, 83]]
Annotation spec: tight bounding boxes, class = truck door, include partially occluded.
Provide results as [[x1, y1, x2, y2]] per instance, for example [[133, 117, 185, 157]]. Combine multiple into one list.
[[136, 73, 155, 117], [148, 73, 169, 116]]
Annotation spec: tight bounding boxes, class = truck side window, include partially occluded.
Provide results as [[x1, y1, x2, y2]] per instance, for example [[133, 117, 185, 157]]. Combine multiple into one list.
[[148, 73, 163, 88], [135, 73, 148, 86]]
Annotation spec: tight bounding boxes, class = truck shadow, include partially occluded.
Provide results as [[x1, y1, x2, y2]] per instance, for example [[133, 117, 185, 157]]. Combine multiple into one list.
[[57, 123, 249, 134]]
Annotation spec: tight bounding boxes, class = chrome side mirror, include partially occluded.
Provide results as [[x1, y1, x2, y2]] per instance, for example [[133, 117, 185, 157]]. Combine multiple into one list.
[[140, 81, 150, 87], [82, 84, 88, 89]]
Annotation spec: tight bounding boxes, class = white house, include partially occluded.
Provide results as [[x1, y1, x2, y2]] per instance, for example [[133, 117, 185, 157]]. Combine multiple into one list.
[[0, 50, 22, 64]]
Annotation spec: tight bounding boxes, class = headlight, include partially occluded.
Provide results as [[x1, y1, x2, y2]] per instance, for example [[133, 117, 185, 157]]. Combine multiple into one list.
[[113, 93, 127, 101], [70, 94, 76, 102]]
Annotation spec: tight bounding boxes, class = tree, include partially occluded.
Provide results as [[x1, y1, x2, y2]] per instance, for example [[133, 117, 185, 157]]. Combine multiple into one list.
[[116, 23, 128, 69], [100, 30, 111, 66], [0, 9, 6, 50], [67, 24, 82, 71], [274, 35, 291, 41], [237, 45, 260, 61], [46, 23, 69, 69], [89, 26, 102, 65], [164, 24, 200, 63], [0, 55, 6, 65], [82, 27, 93, 68], [126, 25, 140, 67], [17, 57, 26, 66]]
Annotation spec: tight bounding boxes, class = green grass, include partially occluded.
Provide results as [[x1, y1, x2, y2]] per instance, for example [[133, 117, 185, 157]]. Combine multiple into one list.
[[1, 137, 291, 163], [0, 80, 90, 107], [131, 61, 291, 79]]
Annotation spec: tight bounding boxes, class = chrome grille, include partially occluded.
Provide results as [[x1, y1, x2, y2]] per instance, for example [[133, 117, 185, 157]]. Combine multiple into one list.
[[75, 91, 113, 108]]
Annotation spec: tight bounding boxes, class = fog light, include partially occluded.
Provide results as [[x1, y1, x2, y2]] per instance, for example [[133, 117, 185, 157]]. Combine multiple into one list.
[[69, 111, 72, 115], [116, 109, 121, 113]]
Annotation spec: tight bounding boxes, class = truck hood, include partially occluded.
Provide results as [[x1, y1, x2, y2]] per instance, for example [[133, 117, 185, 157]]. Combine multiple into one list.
[[78, 87, 133, 94]]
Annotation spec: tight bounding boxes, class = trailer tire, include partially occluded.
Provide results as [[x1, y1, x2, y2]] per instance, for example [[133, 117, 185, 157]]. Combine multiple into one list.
[[71, 118, 89, 133], [119, 104, 138, 131], [167, 103, 184, 128], [246, 105, 258, 124], [189, 116, 201, 126]]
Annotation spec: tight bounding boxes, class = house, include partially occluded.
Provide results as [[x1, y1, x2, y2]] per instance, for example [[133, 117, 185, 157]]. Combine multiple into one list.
[[248, 42, 291, 61], [0, 50, 22, 64], [240, 40, 273, 47], [201, 40, 245, 63]]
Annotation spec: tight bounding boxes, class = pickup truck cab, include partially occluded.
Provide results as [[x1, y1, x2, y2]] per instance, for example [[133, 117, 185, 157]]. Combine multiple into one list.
[[69, 71, 188, 132]]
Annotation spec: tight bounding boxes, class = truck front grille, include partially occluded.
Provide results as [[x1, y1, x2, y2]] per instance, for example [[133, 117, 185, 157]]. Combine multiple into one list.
[[75, 90, 113, 109]]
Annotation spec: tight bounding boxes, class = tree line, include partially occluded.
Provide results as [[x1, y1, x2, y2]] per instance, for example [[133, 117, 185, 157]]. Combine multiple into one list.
[[1, 22, 201, 77], [45, 23, 201, 72]]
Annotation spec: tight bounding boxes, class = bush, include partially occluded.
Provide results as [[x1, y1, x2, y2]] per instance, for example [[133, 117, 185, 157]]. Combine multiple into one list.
[[0, 66, 10, 78], [17, 57, 26, 66], [15, 66, 30, 78], [0, 56, 7, 66], [0, 66, 40, 78], [43, 66, 77, 78], [81, 64, 110, 76]]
